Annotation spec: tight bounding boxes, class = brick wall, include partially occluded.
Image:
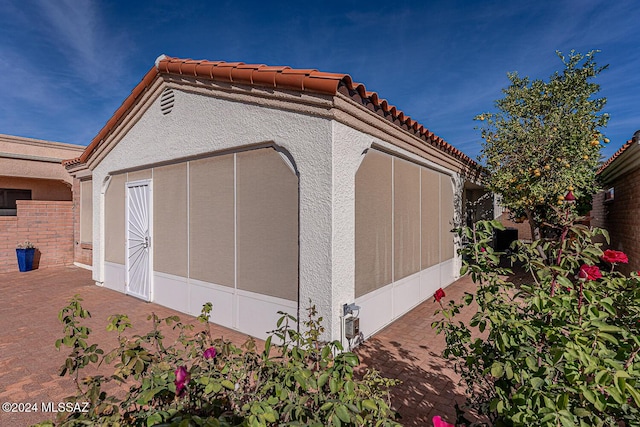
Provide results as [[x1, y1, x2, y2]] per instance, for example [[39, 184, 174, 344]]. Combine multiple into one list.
[[590, 190, 607, 229], [0, 216, 18, 271], [72, 178, 93, 267], [602, 168, 640, 275], [497, 210, 533, 242], [0, 200, 74, 272]]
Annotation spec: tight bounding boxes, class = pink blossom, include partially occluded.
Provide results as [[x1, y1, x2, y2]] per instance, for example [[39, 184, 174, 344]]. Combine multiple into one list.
[[433, 415, 455, 427], [175, 366, 190, 396], [203, 347, 217, 359]]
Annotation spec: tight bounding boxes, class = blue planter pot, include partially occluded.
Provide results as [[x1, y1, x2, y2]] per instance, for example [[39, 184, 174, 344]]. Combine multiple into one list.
[[16, 248, 35, 272]]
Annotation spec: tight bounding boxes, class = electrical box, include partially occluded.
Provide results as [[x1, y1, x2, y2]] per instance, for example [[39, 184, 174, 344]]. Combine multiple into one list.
[[345, 317, 360, 339]]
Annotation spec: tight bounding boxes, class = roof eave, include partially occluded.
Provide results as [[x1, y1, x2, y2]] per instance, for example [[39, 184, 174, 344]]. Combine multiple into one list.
[[71, 55, 477, 173], [598, 140, 640, 183]]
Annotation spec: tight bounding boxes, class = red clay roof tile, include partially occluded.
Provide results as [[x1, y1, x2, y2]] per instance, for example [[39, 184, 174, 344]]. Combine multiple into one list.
[[597, 137, 634, 175], [65, 55, 477, 168]]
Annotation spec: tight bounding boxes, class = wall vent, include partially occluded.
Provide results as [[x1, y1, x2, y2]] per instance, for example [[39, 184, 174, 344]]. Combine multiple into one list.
[[160, 88, 175, 115]]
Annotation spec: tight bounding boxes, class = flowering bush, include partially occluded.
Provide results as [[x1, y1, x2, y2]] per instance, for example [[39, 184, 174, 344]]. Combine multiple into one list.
[[433, 214, 640, 427], [39, 298, 401, 426]]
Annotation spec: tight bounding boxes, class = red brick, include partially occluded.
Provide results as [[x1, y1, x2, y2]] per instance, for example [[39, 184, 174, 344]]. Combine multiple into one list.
[[0, 201, 74, 272]]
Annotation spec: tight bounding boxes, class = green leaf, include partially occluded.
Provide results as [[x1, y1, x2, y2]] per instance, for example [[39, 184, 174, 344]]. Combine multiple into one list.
[[491, 362, 504, 378], [460, 264, 469, 276], [294, 371, 308, 390], [320, 402, 334, 411], [582, 388, 596, 405], [329, 377, 339, 394], [342, 353, 359, 367], [204, 381, 222, 394], [556, 275, 572, 288], [221, 379, 235, 390], [530, 377, 545, 390], [335, 404, 351, 423], [594, 394, 606, 412], [598, 333, 619, 345], [591, 320, 623, 333], [331, 413, 342, 427], [344, 380, 355, 396], [505, 363, 514, 380], [557, 393, 569, 410], [595, 370, 610, 385], [626, 385, 640, 406], [362, 399, 377, 411], [264, 336, 272, 356], [146, 412, 163, 426], [559, 414, 576, 427], [608, 386, 624, 404], [137, 387, 160, 405], [318, 372, 330, 388], [574, 407, 591, 418]]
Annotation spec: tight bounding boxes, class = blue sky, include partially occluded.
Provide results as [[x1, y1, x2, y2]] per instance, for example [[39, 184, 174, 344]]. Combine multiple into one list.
[[1, 0, 638, 162]]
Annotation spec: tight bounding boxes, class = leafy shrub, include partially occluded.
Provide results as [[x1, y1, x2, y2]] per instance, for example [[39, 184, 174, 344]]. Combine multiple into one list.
[[37, 299, 400, 427], [433, 213, 640, 427]]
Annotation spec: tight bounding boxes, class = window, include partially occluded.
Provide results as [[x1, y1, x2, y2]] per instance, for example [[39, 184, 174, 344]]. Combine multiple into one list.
[[0, 189, 32, 216], [604, 187, 614, 203]]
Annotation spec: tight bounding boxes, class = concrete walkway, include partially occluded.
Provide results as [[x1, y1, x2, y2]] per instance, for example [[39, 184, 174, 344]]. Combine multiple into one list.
[[0, 266, 478, 426]]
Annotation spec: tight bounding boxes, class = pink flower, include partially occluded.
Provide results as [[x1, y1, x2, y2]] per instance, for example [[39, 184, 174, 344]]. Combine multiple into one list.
[[434, 288, 446, 303], [203, 347, 217, 359], [578, 264, 602, 281], [602, 249, 628, 264], [433, 415, 455, 427], [175, 366, 190, 396], [480, 247, 486, 252]]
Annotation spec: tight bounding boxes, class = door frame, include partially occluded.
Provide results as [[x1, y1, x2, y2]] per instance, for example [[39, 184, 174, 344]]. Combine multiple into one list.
[[125, 179, 153, 301]]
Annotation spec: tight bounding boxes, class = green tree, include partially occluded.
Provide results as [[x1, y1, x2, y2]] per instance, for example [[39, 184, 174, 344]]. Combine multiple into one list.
[[477, 50, 609, 239]]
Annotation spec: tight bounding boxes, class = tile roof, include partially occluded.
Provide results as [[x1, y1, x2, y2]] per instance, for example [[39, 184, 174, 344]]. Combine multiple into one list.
[[597, 136, 634, 175], [65, 55, 476, 167]]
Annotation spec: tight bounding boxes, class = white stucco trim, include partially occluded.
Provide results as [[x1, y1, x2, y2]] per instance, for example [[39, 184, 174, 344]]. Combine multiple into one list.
[[154, 271, 296, 340], [73, 261, 92, 271], [355, 261, 456, 339], [103, 261, 125, 293]]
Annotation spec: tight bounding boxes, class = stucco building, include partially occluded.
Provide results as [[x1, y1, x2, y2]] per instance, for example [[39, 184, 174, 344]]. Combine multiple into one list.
[[64, 55, 484, 344]]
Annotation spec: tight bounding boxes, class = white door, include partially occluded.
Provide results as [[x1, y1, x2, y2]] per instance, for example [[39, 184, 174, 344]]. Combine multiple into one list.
[[126, 180, 152, 301]]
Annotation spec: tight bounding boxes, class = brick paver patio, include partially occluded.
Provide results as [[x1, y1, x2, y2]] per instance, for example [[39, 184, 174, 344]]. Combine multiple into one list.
[[0, 265, 478, 426]]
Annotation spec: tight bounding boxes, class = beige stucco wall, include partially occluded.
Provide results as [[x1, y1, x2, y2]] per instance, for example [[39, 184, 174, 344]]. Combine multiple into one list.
[[0, 134, 84, 184]]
